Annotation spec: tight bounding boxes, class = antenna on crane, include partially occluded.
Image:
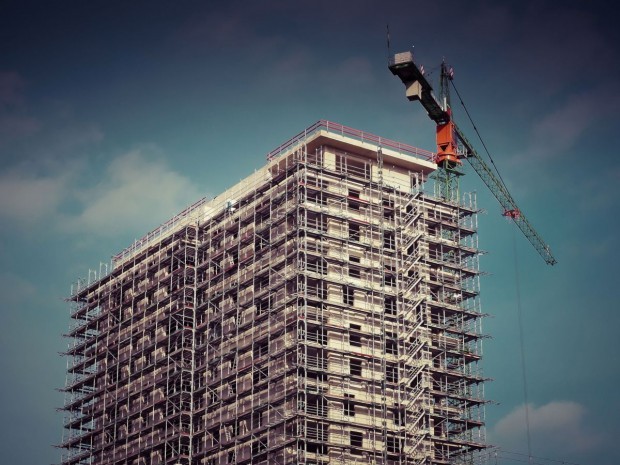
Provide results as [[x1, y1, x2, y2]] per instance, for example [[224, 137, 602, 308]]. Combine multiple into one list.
[[386, 25, 391, 65]]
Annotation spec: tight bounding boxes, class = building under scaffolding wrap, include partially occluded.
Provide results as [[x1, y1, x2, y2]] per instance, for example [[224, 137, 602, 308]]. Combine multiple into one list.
[[60, 121, 487, 465]]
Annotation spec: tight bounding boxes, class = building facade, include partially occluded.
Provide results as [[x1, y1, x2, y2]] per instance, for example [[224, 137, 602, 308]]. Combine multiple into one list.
[[61, 121, 486, 465]]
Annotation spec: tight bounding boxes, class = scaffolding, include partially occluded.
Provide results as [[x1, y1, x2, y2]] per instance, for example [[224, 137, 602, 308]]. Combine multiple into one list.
[[60, 121, 487, 465]]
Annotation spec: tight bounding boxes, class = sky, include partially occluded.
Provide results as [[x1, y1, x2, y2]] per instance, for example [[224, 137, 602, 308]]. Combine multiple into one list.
[[0, 1, 618, 464]]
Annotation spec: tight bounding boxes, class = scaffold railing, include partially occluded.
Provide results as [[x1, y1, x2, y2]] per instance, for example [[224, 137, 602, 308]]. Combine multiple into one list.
[[266, 120, 435, 162]]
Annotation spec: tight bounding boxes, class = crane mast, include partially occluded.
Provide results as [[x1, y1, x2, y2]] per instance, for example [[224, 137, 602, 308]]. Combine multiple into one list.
[[388, 51, 557, 265]]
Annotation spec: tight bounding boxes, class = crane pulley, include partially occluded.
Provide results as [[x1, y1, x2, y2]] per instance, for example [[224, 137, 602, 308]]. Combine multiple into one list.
[[388, 51, 557, 265]]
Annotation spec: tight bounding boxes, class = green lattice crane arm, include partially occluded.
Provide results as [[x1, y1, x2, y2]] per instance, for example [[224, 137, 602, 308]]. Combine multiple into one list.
[[389, 51, 557, 265], [453, 125, 557, 265]]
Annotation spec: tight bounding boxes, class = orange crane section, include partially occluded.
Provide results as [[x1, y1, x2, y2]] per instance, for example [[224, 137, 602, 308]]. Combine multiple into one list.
[[389, 51, 557, 265]]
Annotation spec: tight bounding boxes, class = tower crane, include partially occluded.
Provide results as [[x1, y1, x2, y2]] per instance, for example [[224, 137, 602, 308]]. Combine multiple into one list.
[[388, 51, 557, 265]]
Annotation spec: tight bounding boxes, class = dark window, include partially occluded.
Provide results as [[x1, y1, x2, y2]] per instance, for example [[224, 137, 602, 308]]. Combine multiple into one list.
[[343, 398, 355, 416], [252, 436, 267, 456], [208, 321, 222, 341], [253, 341, 269, 358], [255, 276, 270, 292], [350, 358, 362, 376], [350, 431, 363, 448], [308, 191, 327, 206], [386, 365, 398, 383], [343, 286, 354, 306], [383, 199, 395, 220], [336, 154, 345, 173], [308, 258, 327, 275], [387, 436, 401, 453], [308, 279, 327, 300], [208, 389, 219, 404], [253, 367, 268, 384], [383, 231, 395, 250], [385, 297, 397, 316], [347, 190, 361, 212], [306, 421, 328, 442], [349, 324, 361, 347], [393, 406, 405, 426], [386, 339, 397, 355], [349, 223, 360, 241], [308, 395, 328, 417], [307, 213, 327, 232], [308, 325, 327, 345], [299, 421, 329, 454], [385, 274, 396, 287], [255, 232, 269, 251], [349, 267, 361, 279], [252, 410, 263, 429]]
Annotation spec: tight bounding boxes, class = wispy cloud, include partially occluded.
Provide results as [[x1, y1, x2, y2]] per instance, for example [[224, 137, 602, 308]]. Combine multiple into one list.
[[528, 85, 620, 160], [0, 67, 202, 241], [491, 401, 604, 455], [0, 146, 203, 238], [63, 148, 203, 236]]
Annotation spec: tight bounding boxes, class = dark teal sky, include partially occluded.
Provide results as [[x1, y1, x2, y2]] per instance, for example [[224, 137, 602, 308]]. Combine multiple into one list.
[[0, 1, 618, 464]]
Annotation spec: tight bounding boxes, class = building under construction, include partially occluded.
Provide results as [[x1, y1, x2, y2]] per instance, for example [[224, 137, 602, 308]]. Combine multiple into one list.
[[60, 121, 487, 465]]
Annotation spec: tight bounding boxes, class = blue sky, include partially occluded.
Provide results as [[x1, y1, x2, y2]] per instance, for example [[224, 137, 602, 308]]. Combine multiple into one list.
[[0, 1, 618, 464]]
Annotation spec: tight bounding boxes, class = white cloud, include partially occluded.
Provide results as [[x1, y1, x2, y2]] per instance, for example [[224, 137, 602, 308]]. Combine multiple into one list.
[[528, 86, 620, 160], [501, 84, 620, 185], [491, 401, 603, 455], [0, 147, 203, 238], [0, 70, 203, 239], [63, 148, 203, 236]]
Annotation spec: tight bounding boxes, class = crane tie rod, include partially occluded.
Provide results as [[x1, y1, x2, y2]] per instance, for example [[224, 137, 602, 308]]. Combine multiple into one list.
[[450, 80, 511, 195]]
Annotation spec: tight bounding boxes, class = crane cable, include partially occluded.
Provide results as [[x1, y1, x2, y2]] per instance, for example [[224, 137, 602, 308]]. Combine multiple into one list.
[[512, 226, 533, 463], [450, 74, 535, 459], [449, 80, 513, 200], [448, 65, 563, 465], [451, 79, 535, 447]]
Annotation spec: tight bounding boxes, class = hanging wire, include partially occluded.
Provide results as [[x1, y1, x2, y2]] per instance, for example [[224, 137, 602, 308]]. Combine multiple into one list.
[[450, 80, 511, 196], [423, 63, 442, 80], [445, 61, 570, 465], [512, 226, 533, 463], [448, 70, 536, 459]]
